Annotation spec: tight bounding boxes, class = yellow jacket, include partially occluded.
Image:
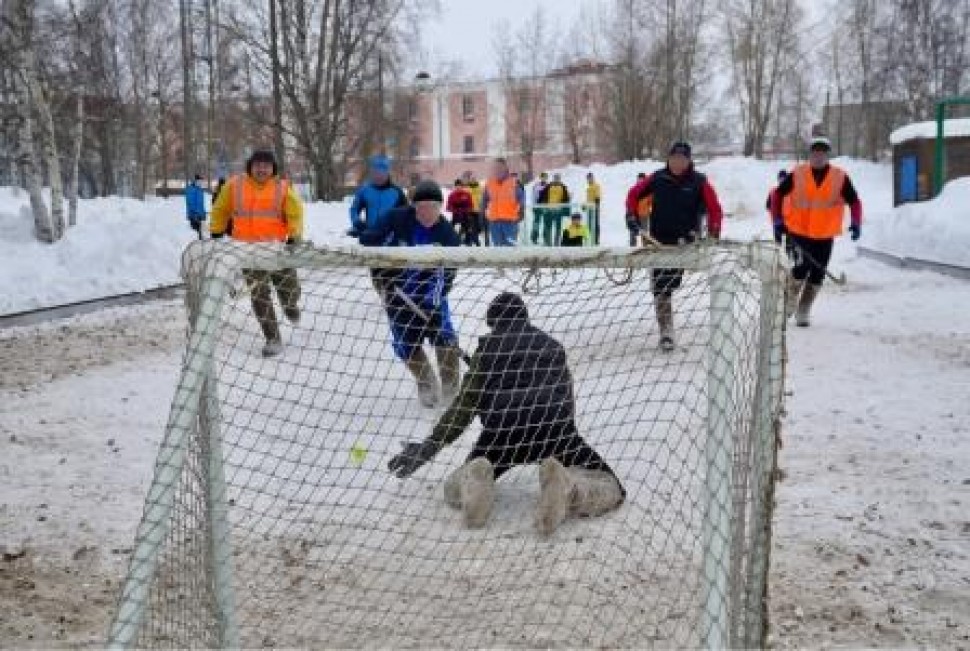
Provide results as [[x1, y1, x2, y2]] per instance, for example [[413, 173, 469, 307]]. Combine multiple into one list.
[[586, 181, 602, 204], [210, 174, 304, 240], [466, 182, 484, 211]]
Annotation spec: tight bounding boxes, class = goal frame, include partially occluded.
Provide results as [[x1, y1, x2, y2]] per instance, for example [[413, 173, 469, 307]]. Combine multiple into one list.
[[108, 240, 787, 650]]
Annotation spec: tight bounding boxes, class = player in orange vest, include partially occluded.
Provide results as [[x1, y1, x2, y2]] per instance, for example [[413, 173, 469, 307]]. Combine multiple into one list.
[[481, 158, 526, 247], [210, 149, 305, 357], [771, 137, 862, 327]]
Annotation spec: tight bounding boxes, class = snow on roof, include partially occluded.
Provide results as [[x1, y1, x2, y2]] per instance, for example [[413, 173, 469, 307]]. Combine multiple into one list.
[[889, 118, 970, 145]]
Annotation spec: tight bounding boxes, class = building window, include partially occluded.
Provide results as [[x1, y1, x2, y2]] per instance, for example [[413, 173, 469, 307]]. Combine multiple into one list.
[[463, 135, 475, 154], [409, 137, 420, 158], [462, 95, 475, 121], [408, 99, 418, 121]]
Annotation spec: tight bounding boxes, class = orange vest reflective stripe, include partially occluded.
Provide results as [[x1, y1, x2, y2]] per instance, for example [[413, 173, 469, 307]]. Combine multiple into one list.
[[486, 176, 520, 221], [787, 164, 846, 239], [230, 175, 289, 242]]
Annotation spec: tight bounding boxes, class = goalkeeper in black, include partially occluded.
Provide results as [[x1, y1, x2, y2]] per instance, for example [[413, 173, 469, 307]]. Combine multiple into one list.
[[388, 292, 625, 536]]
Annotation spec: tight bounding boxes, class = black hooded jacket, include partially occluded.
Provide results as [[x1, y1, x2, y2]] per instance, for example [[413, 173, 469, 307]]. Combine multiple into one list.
[[429, 293, 576, 445]]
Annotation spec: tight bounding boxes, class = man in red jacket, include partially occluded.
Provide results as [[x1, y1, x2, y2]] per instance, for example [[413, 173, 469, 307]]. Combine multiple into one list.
[[625, 141, 723, 352], [446, 179, 479, 246]]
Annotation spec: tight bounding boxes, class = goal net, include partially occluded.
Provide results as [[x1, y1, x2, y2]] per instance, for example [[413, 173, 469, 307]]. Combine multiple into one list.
[[108, 240, 787, 649]]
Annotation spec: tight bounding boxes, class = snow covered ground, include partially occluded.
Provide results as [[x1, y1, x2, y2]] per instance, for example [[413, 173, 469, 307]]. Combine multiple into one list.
[[1, 157, 969, 647]]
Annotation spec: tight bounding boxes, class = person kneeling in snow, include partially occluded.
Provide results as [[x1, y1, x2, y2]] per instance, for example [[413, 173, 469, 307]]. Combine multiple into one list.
[[388, 292, 626, 536], [359, 180, 462, 408]]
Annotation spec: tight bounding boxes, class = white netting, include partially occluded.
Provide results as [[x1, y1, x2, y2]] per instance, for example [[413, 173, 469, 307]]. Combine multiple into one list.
[[109, 241, 787, 649]]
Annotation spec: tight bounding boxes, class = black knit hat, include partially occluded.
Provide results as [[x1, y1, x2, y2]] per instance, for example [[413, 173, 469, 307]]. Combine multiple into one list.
[[246, 149, 278, 175], [486, 292, 529, 329], [669, 141, 692, 158], [412, 180, 443, 203]]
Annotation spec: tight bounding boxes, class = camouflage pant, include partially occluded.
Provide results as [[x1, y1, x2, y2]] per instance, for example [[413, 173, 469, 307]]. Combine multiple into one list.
[[243, 268, 301, 342]]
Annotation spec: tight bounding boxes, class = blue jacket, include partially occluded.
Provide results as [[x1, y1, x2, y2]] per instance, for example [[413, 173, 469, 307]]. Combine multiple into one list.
[[349, 181, 408, 232], [185, 182, 206, 220], [359, 206, 460, 308]]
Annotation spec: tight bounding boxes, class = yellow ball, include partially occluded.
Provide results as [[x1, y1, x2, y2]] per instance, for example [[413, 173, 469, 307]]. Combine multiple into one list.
[[349, 443, 368, 467]]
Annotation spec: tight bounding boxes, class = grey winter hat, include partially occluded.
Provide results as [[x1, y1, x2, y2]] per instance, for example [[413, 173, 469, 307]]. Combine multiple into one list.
[[412, 179, 443, 203]]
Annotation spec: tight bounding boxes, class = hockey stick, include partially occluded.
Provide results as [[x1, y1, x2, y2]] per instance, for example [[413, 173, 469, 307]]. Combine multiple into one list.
[[787, 239, 847, 286], [391, 286, 473, 366]]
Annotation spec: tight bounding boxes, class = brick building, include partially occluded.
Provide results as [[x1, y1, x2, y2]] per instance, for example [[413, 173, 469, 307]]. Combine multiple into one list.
[[345, 60, 617, 188]]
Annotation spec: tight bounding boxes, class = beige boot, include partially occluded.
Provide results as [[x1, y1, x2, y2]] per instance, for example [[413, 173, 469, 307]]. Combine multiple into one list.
[[655, 295, 675, 352], [795, 283, 821, 327], [568, 469, 625, 518], [435, 345, 461, 403], [459, 458, 495, 529], [536, 458, 572, 536], [405, 349, 440, 408], [786, 275, 804, 320]]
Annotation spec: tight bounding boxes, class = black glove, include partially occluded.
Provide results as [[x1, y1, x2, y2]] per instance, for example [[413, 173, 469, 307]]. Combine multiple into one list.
[[388, 440, 441, 478], [625, 214, 640, 233], [849, 223, 861, 241], [189, 219, 202, 233], [773, 220, 786, 244], [285, 236, 302, 253]]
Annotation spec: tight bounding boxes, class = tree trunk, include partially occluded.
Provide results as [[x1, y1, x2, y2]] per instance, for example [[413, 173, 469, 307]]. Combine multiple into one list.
[[17, 82, 53, 242], [30, 75, 65, 238], [269, 0, 286, 170], [67, 94, 84, 226]]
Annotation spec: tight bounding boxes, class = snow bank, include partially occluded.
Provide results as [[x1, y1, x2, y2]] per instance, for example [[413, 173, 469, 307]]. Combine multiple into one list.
[[0, 154, 926, 316], [866, 178, 970, 266], [889, 118, 970, 145], [0, 188, 349, 315]]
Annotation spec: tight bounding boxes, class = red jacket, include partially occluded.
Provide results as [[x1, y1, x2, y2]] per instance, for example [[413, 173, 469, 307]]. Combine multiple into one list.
[[626, 167, 723, 241], [446, 187, 474, 217]]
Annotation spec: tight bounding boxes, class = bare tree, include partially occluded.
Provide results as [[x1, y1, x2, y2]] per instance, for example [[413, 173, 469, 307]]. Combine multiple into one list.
[[882, 0, 970, 120], [224, 0, 425, 199], [2, 0, 64, 242], [492, 7, 558, 177], [723, 0, 800, 157]]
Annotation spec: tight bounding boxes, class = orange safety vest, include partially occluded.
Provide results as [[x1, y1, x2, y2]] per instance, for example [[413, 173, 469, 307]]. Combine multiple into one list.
[[230, 175, 290, 242], [485, 176, 520, 221], [787, 164, 847, 239]]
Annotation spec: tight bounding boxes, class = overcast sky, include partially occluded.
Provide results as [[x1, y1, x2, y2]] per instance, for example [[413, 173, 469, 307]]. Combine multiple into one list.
[[422, 1, 591, 79]]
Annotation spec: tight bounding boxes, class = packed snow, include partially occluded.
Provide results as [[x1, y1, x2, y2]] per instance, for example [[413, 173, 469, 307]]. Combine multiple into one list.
[[866, 178, 970, 267], [1, 155, 969, 647], [889, 117, 970, 145]]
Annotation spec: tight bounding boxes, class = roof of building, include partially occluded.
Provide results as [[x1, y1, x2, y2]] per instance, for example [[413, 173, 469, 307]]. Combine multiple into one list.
[[889, 118, 970, 145]]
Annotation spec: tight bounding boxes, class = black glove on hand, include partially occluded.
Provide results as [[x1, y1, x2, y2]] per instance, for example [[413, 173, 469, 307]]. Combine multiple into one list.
[[388, 440, 440, 479], [189, 220, 202, 233], [849, 224, 861, 241], [773, 220, 786, 244], [625, 214, 640, 233]]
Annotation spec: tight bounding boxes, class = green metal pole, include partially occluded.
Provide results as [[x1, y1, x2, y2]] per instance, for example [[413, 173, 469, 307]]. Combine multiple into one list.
[[933, 97, 970, 197], [934, 101, 946, 197]]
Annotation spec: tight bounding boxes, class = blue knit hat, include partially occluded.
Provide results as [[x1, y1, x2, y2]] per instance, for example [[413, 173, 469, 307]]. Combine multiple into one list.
[[369, 155, 391, 174]]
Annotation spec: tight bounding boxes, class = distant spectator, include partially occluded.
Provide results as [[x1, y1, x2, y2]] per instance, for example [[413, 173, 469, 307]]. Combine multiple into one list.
[[185, 174, 206, 237], [447, 179, 479, 246], [560, 213, 589, 247]]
